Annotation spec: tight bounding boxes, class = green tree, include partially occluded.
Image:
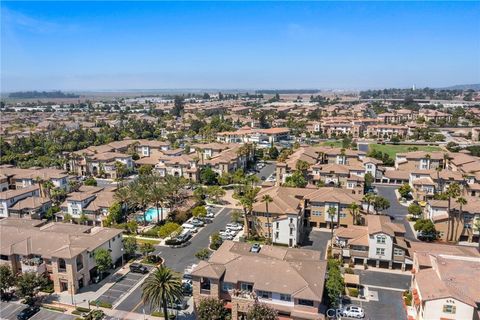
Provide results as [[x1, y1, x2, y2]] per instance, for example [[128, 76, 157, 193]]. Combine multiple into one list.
[[149, 180, 167, 222], [195, 248, 211, 261], [262, 194, 273, 243], [283, 171, 307, 188], [234, 185, 260, 237], [200, 167, 218, 185], [79, 213, 89, 225], [196, 297, 229, 320], [454, 197, 467, 241], [231, 210, 242, 224], [158, 222, 182, 238], [348, 202, 361, 225], [210, 232, 223, 250], [446, 183, 461, 241], [140, 243, 155, 257], [105, 202, 123, 226], [139, 164, 154, 176], [327, 207, 337, 243], [206, 186, 226, 203], [0, 265, 16, 297], [94, 248, 112, 276], [398, 183, 412, 199], [246, 302, 278, 320], [373, 196, 390, 214], [123, 237, 138, 258], [141, 266, 183, 320], [325, 259, 344, 308], [408, 203, 423, 219], [414, 219, 437, 235], [16, 272, 48, 305], [268, 146, 279, 160], [84, 177, 97, 186], [192, 206, 207, 218], [364, 173, 374, 189]]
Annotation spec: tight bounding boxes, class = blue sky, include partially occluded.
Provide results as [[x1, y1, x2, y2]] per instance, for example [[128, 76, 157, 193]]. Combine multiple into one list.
[[1, 1, 479, 91]]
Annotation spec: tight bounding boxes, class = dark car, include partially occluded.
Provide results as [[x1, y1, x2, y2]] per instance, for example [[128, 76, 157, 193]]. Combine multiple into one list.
[[17, 306, 40, 320], [129, 263, 148, 274], [417, 231, 437, 242]]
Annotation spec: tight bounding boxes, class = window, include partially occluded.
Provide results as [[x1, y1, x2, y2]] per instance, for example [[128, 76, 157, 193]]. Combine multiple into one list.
[[276, 222, 279, 229], [58, 258, 66, 272], [339, 212, 347, 218], [298, 299, 314, 307], [394, 248, 403, 256], [280, 294, 291, 301], [241, 283, 253, 292], [264, 223, 271, 227], [442, 305, 456, 314], [257, 290, 271, 299], [222, 282, 234, 292], [376, 248, 385, 256], [0, 255, 8, 261], [312, 210, 321, 216], [275, 232, 279, 239], [72, 208, 79, 215], [290, 228, 293, 235], [376, 235, 386, 244]]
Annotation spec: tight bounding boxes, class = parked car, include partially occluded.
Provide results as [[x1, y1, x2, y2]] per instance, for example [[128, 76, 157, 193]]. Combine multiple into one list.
[[251, 243, 261, 253], [176, 231, 192, 243], [182, 282, 193, 296], [342, 305, 365, 318], [190, 219, 204, 227], [17, 306, 40, 320], [167, 297, 188, 310], [226, 223, 243, 231], [129, 263, 148, 274], [206, 212, 215, 218], [417, 231, 437, 242], [182, 223, 198, 233], [219, 229, 236, 236], [220, 234, 234, 241]]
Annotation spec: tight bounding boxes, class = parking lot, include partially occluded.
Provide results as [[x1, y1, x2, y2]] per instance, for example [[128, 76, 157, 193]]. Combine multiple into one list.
[[0, 302, 76, 320], [96, 270, 150, 306]]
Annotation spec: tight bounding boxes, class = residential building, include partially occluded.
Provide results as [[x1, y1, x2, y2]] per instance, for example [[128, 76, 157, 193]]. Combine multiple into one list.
[[0, 186, 41, 218], [333, 215, 412, 270], [0, 218, 123, 295], [191, 241, 327, 320]]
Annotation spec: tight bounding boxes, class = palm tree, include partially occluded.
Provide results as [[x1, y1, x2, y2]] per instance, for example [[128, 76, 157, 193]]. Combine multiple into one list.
[[149, 180, 166, 223], [446, 183, 461, 242], [142, 266, 183, 320], [235, 185, 260, 238], [327, 207, 337, 245], [114, 186, 131, 222], [363, 193, 375, 215], [348, 202, 360, 225], [454, 197, 467, 241], [262, 194, 273, 243]]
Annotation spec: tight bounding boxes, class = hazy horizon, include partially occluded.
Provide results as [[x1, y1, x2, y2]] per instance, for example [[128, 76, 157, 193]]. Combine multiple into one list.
[[2, 2, 479, 92]]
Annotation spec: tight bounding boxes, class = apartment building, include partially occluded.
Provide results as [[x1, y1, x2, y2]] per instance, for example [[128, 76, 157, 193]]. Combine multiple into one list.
[[377, 109, 417, 124], [58, 186, 117, 225], [425, 196, 480, 243], [410, 245, 480, 320], [155, 154, 200, 182], [366, 124, 408, 139], [333, 215, 412, 270], [310, 163, 365, 194], [0, 165, 70, 191], [191, 241, 327, 320], [396, 151, 447, 171], [418, 109, 452, 123], [0, 218, 123, 295], [0, 186, 41, 218], [216, 127, 290, 145]]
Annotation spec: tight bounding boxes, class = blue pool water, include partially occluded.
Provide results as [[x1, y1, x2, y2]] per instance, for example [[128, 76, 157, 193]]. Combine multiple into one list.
[[139, 207, 168, 222]]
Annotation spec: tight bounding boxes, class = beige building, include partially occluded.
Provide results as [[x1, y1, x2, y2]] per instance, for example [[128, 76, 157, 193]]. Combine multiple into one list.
[[0, 218, 123, 295], [191, 241, 327, 320]]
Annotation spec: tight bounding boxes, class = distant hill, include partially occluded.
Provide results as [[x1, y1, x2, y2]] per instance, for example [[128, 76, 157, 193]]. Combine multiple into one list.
[[440, 84, 480, 90], [8, 90, 80, 99]]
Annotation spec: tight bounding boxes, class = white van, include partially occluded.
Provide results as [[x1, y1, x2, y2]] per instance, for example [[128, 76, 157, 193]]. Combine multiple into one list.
[[182, 223, 198, 233]]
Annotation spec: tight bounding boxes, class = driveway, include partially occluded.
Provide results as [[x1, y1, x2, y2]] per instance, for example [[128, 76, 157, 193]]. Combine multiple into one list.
[[0, 302, 76, 320], [374, 184, 416, 241], [255, 161, 275, 181], [343, 288, 407, 320], [354, 270, 411, 291], [301, 229, 331, 258], [115, 207, 232, 314], [96, 271, 150, 306]]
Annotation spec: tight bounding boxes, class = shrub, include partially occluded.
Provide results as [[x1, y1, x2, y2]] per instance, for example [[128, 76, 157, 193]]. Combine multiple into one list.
[[89, 300, 112, 309], [403, 290, 413, 306], [348, 288, 359, 297], [42, 305, 66, 312], [158, 222, 182, 239], [195, 248, 211, 261], [344, 267, 354, 274], [76, 307, 91, 313]]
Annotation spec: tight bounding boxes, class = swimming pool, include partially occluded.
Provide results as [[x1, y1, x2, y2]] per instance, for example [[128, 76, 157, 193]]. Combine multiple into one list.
[[139, 207, 169, 222]]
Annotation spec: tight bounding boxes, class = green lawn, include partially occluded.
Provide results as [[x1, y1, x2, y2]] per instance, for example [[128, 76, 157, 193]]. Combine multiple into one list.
[[368, 144, 442, 159], [319, 140, 344, 148]]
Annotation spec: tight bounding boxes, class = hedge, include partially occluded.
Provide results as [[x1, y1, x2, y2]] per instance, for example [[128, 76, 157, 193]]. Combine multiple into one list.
[[89, 300, 112, 309]]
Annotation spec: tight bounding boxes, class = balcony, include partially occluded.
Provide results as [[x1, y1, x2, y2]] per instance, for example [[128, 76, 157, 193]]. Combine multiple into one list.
[[230, 289, 256, 300], [21, 257, 46, 274]]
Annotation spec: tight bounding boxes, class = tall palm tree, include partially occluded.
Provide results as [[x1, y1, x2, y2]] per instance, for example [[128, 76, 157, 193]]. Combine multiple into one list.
[[348, 202, 360, 225], [235, 185, 260, 237], [327, 207, 337, 245], [149, 180, 166, 223], [362, 193, 375, 215], [142, 266, 183, 320], [262, 194, 273, 243], [454, 197, 467, 242], [114, 186, 131, 222], [446, 183, 461, 242]]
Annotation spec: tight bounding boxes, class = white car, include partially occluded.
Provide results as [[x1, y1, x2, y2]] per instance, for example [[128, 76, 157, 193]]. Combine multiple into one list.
[[226, 223, 243, 231], [219, 229, 236, 236], [342, 305, 365, 318]]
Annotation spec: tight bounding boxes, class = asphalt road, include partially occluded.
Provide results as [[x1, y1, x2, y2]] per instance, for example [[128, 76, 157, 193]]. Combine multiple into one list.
[[354, 270, 411, 290], [346, 288, 406, 320], [255, 161, 276, 181], [0, 302, 76, 320], [374, 184, 417, 241], [301, 229, 331, 258], [115, 207, 232, 314]]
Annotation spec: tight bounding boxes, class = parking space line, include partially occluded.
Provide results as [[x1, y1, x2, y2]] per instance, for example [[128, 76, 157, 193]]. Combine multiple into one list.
[[366, 284, 406, 292]]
